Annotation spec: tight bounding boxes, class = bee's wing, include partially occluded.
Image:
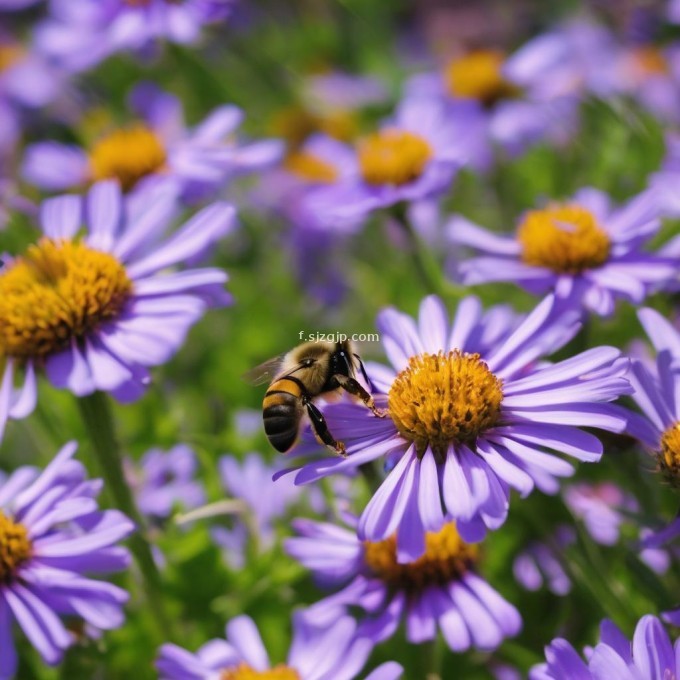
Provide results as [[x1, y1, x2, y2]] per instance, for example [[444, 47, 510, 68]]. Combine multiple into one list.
[[242, 355, 286, 386]]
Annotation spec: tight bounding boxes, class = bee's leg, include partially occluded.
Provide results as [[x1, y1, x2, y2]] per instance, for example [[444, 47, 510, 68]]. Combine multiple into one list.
[[333, 374, 387, 417], [353, 353, 375, 392], [305, 399, 347, 457]]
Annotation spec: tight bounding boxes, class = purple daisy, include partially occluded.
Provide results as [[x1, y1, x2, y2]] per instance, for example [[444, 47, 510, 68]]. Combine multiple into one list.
[[625, 307, 680, 486], [449, 187, 677, 316], [286, 516, 522, 653], [513, 525, 575, 596], [305, 96, 478, 229], [280, 294, 631, 558], [156, 611, 402, 680], [211, 452, 309, 569], [530, 615, 680, 679], [0, 180, 234, 443], [0, 441, 134, 677], [35, 0, 233, 72], [405, 44, 580, 157], [22, 82, 283, 199], [126, 444, 206, 522]]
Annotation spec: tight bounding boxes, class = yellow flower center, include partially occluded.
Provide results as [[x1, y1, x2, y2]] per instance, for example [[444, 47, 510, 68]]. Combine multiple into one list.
[[388, 350, 503, 460], [220, 664, 301, 680], [0, 239, 133, 360], [445, 50, 519, 106], [0, 511, 32, 584], [283, 151, 338, 183], [358, 129, 432, 186], [633, 46, 668, 76], [660, 422, 680, 487], [89, 125, 167, 191], [0, 45, 22, 73], [518, 204, 611, 274], [364, 523, 478, 593]]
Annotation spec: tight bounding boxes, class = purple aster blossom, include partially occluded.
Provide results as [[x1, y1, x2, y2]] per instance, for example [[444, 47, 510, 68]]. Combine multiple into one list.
[[305, 96, 479, 229], [211, 452, 308, 569], [405, 41, 580, 158], [286, 516, 522, 652], [156, 611, 402, 680], [0, 441, 134, 678], [22, 82, 283, 199], [449, 187, 676, 316], [624, 307, 680, 483], [35, 0, 234, 72], [0, 180, 234, 443], [563, 482, 637, 546], [640, 517, 680, 622], [126, 444, 206, 521], [530, 615, 680, 680], [280, 294, 631, 559], [513, 525, 575, 596]]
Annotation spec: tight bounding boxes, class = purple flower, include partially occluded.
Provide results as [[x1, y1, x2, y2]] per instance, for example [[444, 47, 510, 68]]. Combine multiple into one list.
[[530, 615, 680, 679], [35, 0, 234, 71], [286, 517, 522, 653], [513, 525, 574, 596], [22, 83, 282, 198], [305, 97, 474, 228], [406, 46, 580, 157], [0, 441, 134, 678], [0, 180, 234, 442], [625, 307, 680, 486], [212, 452, 315, 569], [280, 294, 631, 558], [127, 444, 206, 521], [156, 612, 402, 680], [450, 187, 676, 316]]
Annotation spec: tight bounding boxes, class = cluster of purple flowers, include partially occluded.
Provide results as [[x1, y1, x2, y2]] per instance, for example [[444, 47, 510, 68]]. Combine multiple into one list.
[[2, 0, 680, 678]]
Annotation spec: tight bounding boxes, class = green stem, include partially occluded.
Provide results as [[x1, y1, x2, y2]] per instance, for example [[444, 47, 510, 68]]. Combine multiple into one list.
[[421, 638, 442, 680], [390, 207, 466, 301], [76, 391, 173, 642]]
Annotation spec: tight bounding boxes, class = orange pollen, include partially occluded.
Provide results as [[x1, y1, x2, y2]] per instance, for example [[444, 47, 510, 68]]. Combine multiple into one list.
[[388, 350, 503, 460], [0, 511, 32, 584], [283, 151, 338, 183], [445, 50, 520, 106], [89, 124, 167, 191], [660, 422, 680, 487], [633, 46, 669, 76], [0, 238, 133, 360], [0, 45, 22, 73], [518, 204, 611, 274], [358, 129, 432, 186], [220, 664, 301, 680], [363, 523, 478, 593]]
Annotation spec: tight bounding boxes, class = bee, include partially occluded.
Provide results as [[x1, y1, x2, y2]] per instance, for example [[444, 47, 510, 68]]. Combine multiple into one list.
[[248, 340, 386, 456]]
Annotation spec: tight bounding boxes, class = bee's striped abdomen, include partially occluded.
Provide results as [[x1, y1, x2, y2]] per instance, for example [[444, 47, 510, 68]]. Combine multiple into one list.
[[263, 378, 304, 453]]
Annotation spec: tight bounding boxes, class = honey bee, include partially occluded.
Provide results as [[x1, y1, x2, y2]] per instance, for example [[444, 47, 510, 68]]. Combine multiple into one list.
[[248, 340, 386, 456]]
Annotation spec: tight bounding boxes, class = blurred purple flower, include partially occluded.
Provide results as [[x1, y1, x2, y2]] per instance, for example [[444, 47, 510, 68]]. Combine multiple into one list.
[[287, 517, 521, 653], [156, 612, 402, 680], [450, 187, 676, 316], [530, 615, 680, 679], [0, 442, 133, 678], [281, 294, 630, 558], [305, 97, 475, 228], [513, 525, 575, 596], [212, 452, 308, 568], [0, 180, 234, 443], [302, 71, 389, 113], [35, 0, 234, 71], [127, 444, 206, 521], [626, 307, 680, 487], [22, 82, 283, 199]]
